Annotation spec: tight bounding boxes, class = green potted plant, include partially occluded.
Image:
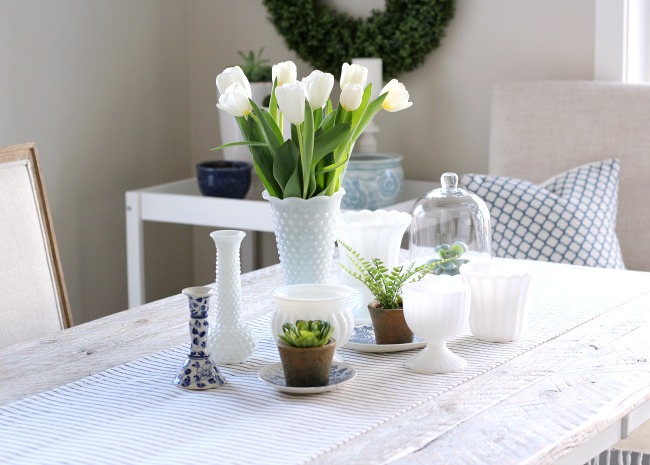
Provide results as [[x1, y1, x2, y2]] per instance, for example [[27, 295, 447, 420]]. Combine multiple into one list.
[[427, 242, 469, 276], [276, 320, 335, 387], [339, 241, 434, 345], [235, 48, 273, 105]]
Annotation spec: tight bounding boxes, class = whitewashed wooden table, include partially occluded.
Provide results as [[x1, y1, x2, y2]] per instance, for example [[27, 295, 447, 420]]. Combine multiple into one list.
[[1, 259, 649, 465]]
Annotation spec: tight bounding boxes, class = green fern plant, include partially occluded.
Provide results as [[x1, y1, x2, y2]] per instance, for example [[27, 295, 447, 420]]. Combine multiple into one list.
[[278, 320, 334, 348], [339, 240, 434, 309]]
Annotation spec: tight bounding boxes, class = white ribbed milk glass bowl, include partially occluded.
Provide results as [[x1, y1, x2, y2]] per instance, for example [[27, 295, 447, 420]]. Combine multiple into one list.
[[460, 260, 534, 343]]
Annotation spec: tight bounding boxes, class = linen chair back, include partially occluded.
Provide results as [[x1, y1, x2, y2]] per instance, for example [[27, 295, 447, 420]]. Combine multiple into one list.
[[489, 81, 650, 272], [0, 143, 71, 348]]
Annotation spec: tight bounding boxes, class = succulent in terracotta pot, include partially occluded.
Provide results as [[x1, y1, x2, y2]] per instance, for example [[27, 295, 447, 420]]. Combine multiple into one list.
[[276, 320, 336, 387], [338, 240, 433, 344]]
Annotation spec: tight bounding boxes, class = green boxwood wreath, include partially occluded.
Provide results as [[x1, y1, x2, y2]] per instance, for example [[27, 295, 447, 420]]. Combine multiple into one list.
[[263, 0, 455, 80]]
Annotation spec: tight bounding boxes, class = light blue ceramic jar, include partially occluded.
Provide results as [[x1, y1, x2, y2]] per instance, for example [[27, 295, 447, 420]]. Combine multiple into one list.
[[341, 153, 404, 210]]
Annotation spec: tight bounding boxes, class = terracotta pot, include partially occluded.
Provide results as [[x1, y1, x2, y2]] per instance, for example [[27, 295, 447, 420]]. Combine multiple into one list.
[[277, 339, 336, 387], [368, 301, 414, 344]]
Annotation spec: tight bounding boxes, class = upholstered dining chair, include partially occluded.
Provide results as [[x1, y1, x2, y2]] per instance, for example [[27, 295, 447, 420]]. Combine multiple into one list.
[[0, 142, 71, 348], [486, 80, 650, 272], [481, 81, 650, 463]]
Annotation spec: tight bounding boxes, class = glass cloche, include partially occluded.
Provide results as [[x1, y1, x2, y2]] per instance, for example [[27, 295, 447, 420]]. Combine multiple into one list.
[[409, 172, 491, 270]]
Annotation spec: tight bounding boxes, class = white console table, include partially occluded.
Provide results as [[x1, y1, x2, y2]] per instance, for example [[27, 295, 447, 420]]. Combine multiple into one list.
[[125, 178, 433, 307]]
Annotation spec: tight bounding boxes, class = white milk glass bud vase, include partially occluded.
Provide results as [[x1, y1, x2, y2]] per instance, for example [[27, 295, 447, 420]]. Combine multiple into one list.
[[207, 230, 257, 364], [263, 189, 345, 285], [337, 210, 412, 324]]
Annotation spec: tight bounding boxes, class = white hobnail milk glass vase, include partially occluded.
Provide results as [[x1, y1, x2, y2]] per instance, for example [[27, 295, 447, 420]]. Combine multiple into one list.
[[337, 210, 412, 325], [207, 230, 257, 364], [263, 189, 345, 285]]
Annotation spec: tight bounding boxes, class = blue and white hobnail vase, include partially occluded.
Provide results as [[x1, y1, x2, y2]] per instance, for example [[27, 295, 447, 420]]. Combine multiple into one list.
[[207, 230, 257, 364], [263, 189, 345, 286], [341, 153, 403, 210], [173, 286, 226, 390]]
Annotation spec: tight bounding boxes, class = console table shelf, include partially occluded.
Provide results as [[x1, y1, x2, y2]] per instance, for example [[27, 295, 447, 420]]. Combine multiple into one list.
[[125, 178, 433, 307]]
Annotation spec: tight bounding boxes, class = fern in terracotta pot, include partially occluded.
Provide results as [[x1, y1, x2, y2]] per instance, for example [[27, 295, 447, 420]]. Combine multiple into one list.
[[338, 241, 434, 344], [276, 320, 335, 387]]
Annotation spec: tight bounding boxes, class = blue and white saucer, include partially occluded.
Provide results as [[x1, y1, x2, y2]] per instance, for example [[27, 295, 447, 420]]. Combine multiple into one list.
[[345, 324, 427, 353], [258, 362, 356, 395]]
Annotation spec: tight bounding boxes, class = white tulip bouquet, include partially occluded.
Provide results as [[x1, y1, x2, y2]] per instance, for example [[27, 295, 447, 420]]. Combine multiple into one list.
[[214, 60, 412, 200]]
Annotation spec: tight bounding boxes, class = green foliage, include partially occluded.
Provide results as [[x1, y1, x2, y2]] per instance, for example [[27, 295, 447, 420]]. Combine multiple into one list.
[[427, 242, 468, 276], [262, 0, 455, 79], [236, 48, 272, 82], [215, 80, 386, 199], [279, 320, 334, 348], [338, 240, 433, 309]]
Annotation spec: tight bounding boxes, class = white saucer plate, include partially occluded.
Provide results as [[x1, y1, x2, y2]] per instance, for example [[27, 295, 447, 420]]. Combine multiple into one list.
[[345, 324, 427, 353], [258, 362, 357, 395]]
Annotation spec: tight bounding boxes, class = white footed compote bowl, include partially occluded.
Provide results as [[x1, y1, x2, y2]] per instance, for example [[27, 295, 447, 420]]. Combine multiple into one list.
[[402, 278, 470, 374], [460, 259, 534, 342], [271, 284, 353, 361]]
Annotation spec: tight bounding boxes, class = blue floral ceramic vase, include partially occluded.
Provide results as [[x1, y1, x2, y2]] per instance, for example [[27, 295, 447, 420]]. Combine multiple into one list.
[[173, 286, 226, 390], [341, 153, 403, 210]]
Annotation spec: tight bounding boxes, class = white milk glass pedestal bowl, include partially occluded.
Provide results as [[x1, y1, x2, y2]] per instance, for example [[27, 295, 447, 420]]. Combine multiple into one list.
[[337, 209, 411, 325], [271, 284, 353, 360], [460, 260, 534, 342], [402, 278, 470, 374]]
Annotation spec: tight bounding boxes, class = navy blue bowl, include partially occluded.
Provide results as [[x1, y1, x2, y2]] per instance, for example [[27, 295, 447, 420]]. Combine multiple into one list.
[[196, 160, 252, 199]]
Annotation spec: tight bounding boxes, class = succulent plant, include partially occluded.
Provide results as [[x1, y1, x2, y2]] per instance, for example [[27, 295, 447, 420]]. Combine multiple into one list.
[[338, 240, 434, 310], [427, 242, 469, 276], [278, 320, 334, 348], [236, 48, 272, 82]]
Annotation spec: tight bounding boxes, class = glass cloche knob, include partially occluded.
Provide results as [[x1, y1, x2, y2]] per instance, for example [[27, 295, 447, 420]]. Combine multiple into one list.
[[409, 172, 491, 271]]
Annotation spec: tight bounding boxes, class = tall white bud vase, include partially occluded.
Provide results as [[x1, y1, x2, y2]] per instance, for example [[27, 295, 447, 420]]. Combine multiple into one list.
[[337, 210, 412, 324], [263, 189, 345, 285], [207, 230, 257, 364]]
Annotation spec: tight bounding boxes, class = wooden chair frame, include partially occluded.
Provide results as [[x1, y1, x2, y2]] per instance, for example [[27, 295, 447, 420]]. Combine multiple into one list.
[[0, 142, 72, 329]]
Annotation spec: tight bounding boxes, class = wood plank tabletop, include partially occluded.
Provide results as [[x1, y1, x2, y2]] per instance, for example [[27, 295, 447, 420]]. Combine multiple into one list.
[[1, 260, 649, 464]]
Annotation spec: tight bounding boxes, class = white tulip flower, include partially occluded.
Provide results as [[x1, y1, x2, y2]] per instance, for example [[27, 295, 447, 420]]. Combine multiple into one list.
[[275, 81, 308, 125], [272, 61, 297, 86], [302, 70, 334, 109], [380, 79, 413, 112], [216, 82, 253, 117], [340, 84, 364, 111], [216, 66, 251, 98], [340, 63, 368, 90]]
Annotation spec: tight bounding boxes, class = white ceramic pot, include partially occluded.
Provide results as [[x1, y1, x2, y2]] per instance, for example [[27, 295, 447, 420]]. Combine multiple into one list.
[[402, 278, 470, 374], [263, 189, 345, 285], [337, 209, 412, 324], [271, 284, 353, 360], [460, 260, 534, 343]]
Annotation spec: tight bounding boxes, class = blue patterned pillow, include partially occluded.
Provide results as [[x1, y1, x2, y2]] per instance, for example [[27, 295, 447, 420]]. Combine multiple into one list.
[[460, 159, 624, 269]]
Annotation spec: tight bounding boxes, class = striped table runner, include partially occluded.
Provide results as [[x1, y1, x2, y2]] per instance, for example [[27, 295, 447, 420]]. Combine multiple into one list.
[[1, 264, 648, 465]]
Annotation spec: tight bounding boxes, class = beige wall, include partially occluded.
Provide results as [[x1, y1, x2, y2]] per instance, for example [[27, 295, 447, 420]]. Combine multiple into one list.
[[1, 0, 193, 323], [1, 0, 596, 323]]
